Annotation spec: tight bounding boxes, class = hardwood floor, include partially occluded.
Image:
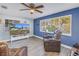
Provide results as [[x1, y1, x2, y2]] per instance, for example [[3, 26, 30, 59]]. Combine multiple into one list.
[[8, 37, 71, 56]]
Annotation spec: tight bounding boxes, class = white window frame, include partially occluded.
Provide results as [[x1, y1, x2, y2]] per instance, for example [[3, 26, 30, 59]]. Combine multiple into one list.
[[40, 15, 72, 36]]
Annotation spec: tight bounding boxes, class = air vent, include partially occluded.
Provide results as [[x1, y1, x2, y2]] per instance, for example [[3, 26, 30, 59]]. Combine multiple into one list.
[[1, 5, 7, 9]]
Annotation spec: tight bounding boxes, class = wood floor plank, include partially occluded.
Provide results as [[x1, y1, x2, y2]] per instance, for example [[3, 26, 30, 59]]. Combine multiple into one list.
[[8, 36, 71, 56]]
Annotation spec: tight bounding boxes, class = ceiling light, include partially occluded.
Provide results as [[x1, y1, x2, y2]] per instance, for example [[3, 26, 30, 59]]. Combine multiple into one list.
[[30, 9, 35, 13]]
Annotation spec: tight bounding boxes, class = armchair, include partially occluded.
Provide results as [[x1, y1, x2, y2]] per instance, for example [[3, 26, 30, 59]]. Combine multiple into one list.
[[43, 29, 62, 52], [0, 41, 27, 56]]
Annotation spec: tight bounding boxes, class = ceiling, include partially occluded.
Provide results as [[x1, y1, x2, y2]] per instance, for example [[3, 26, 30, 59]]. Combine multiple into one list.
[[0, 3, 79, 19]]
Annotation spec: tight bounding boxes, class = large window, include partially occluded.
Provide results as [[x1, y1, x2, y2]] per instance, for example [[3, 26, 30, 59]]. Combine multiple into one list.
[[40, 15, 72, 36], [5, 19, 30, 37]]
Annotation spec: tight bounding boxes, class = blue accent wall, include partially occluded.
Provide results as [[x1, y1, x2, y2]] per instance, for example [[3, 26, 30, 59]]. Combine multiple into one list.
[[34, 7, 79, 47]]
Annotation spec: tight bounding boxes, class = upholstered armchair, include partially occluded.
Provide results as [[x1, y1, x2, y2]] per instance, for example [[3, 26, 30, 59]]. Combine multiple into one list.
[[0, 41, 27, 56], [43, 29, 62, 52]]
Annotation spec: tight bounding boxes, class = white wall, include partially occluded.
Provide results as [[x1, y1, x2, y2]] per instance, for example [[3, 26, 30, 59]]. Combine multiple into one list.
[[0, 16, 10, 41], [0, 14, 33, 41]]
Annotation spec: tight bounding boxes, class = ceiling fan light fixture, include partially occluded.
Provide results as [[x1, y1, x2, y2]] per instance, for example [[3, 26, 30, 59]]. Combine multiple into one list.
[[21, 3, 44, 14], [30, 9, 35, 13]]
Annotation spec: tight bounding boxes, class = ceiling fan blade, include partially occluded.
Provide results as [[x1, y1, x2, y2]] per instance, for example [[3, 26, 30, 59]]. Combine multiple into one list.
[[21, 3, 30, 8], [35, 10, 43, 13], [35, 5, 44, 9], [20, 9, 30, 11]]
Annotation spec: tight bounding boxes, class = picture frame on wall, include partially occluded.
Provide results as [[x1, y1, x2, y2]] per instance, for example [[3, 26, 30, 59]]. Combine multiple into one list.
[[40, 15, 72, 36]]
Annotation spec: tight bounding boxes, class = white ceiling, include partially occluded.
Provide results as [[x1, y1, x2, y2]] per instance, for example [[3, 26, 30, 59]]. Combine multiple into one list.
[[0, 3, 79, 19]]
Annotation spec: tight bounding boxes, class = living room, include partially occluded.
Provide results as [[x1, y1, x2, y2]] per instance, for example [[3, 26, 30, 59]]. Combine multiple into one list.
[[0, 3, 79, 56]]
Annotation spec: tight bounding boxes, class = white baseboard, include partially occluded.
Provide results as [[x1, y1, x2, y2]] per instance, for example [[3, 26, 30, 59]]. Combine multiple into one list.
[[8, 35, 33, 42], [61, 44, 72, 49], [33, 35, 72, 49], [33, 35, 43, 39]]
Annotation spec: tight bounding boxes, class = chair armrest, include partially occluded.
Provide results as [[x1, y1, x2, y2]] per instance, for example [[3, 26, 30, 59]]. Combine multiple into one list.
[[9, 46, 27, 56], [17, 47, 27, 56]]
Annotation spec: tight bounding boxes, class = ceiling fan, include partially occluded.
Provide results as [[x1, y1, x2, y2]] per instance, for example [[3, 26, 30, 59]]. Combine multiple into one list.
[[20, 3, 44, 14]]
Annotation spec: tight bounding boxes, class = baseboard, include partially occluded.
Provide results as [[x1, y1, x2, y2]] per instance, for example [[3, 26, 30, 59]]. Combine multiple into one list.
[[33, 35, 43, 39], [7, 35, 33, 42], [61, 44, 72, 49], [33, 35, 72, 49]]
